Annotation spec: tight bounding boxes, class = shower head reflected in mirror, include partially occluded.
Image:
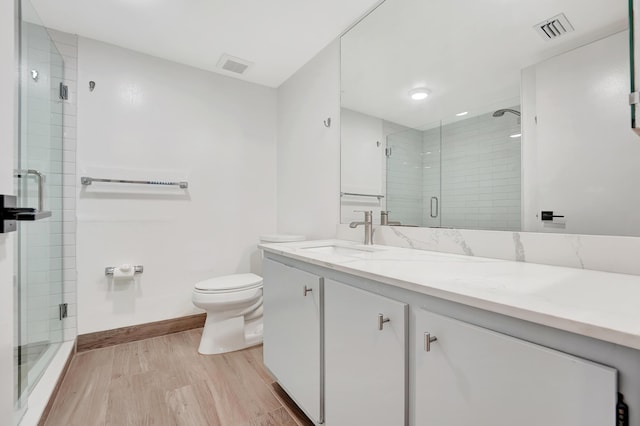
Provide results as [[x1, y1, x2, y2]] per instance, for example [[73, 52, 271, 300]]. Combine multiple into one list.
[[493, 108, 521, 117]]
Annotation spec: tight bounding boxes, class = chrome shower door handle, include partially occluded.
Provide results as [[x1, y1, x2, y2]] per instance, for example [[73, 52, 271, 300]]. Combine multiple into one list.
[[5, 170, 52, 227], [15, 169, 45, 212], [430, 197, 439, 218], [378, 314, 390, 330]]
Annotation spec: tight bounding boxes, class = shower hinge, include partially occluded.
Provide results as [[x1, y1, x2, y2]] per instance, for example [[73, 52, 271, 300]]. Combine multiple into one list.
[[59, 303, 68, 320], [385, 147, 392, 157], [59, 82, 68, 100]]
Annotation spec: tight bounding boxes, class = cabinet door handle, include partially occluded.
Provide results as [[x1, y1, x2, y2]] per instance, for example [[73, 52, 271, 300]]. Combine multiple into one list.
[[378, 314, 390, 330], [424, 332, 438, 352], [303, 285, 312, 296]]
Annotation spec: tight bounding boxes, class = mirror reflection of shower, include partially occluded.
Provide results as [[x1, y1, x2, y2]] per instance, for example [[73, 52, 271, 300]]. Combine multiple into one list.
[[492, 108, 521, 117], [493, 108, 521, 129]]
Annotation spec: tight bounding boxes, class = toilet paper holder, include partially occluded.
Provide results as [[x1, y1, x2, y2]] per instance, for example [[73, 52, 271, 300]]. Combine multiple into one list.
[[105, 265, 144, 276]]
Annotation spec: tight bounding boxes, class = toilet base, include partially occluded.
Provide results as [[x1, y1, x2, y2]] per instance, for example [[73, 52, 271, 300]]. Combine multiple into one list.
[[198, 314, 263, 355]]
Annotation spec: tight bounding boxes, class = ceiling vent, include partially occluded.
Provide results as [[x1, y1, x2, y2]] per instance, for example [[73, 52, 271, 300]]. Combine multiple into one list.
[[217, 54, 253, 75], [534, 13, 574, 41]]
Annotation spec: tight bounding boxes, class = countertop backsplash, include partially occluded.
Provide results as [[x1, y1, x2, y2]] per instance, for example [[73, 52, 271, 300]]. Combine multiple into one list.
[[336, 224, 640, 276]]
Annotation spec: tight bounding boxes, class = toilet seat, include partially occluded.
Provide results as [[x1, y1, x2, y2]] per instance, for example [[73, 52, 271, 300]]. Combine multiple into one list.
[[192, 235, 305, 355], [194, 273, 262, 294]]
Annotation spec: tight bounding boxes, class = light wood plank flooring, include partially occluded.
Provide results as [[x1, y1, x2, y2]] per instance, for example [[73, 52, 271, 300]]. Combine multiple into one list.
[[45, 329, 313, 426]]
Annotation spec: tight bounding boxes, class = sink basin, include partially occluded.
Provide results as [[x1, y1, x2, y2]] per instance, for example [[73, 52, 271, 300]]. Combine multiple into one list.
[[300, 244, 377, 257]]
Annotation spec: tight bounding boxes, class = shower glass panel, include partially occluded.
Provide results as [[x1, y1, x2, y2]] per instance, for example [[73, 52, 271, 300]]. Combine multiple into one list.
[[14, 0, 65, 421], [386, 122, 441, 227]]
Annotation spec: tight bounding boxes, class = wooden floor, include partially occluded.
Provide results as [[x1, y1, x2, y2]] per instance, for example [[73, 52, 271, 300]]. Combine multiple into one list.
[[45, 329, 313, 426]]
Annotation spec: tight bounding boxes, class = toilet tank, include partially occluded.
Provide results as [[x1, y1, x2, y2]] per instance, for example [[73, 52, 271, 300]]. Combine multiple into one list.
[[259, 234, 306, 244], [254, 234, 306, 275]]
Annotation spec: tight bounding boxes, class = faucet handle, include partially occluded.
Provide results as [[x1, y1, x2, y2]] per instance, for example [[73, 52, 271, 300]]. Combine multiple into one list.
[[380, 210, 389, 225]]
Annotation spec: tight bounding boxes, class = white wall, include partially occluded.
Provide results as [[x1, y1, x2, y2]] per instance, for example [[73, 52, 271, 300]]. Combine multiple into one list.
[[523, 31, 640, 236], [340, 108, 384, 195], [277, 40, 341, 239], [0, 0, 16, 420], [76, 38, 277, 334], [340, 108, 386, 224]]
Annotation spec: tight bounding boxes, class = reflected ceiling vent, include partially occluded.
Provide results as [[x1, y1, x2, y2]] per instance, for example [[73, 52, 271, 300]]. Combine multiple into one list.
[[217, 54, 253, 75], [534, 13, 574, 41]]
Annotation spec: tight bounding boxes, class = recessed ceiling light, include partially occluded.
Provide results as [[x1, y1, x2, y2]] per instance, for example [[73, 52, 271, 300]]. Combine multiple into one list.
[[456, 111, 468, 116], [510, 133, 522, 138], [409, 87, 430, 100]]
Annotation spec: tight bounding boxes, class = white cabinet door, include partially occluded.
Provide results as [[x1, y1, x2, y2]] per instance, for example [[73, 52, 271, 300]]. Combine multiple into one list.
[[263, 258, 323, 423], [414, 310, 617, 426], [325, 279, 408, 426]]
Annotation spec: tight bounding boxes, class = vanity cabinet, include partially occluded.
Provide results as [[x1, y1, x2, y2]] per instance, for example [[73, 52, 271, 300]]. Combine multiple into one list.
[[324, 278, 408, 426], [414, 309, 617, 426], [262, 258, 323, 423], [262, 252, 635, 426]]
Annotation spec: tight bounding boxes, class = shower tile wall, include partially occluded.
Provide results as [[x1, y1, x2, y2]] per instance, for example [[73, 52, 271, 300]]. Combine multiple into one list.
[[24, 25, 78, 345], [429, 111, 521, 231], [50, 29, 78, 343], [384, 121, 423, 225]]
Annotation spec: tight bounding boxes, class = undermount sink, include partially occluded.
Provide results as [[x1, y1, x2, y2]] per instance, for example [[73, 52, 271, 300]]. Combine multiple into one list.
[[300, 244, 378, 257]]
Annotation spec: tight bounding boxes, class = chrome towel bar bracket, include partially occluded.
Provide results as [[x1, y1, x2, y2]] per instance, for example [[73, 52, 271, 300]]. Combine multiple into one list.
[[340, 192, 384, 200]]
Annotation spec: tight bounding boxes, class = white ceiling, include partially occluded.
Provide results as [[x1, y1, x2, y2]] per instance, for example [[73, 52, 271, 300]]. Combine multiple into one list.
[[30, 0, 382, 88], [341, 0, 629, 129]]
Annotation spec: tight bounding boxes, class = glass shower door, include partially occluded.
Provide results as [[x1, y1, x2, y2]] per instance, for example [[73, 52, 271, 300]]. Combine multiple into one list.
[[14, 0, 65, 421], [385, 121, 441, 227]]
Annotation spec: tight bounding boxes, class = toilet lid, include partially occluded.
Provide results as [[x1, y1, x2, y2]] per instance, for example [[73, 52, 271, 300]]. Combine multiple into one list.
[[194, 273, 263, 292]]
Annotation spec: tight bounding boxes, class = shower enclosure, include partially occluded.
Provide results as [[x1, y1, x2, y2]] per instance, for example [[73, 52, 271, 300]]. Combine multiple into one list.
[[386, 107, 522, 231], [14, 0, 65, 422]]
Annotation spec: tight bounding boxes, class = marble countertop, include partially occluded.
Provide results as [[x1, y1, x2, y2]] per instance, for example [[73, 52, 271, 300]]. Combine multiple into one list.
[[259, 239, 640, 351]]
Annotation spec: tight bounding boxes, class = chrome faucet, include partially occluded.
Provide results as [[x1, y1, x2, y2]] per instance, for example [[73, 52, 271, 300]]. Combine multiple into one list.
[[380, 211, 401, 226], [349, 210, 374, 245]]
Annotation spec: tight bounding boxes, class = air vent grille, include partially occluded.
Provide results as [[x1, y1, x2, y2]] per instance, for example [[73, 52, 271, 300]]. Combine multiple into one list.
[[534, 13, 574, 40], [217, 54, 252, 75]]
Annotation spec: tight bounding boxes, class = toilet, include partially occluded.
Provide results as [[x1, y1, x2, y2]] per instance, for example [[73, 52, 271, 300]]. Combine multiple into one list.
[[192, 234, 305, 355]]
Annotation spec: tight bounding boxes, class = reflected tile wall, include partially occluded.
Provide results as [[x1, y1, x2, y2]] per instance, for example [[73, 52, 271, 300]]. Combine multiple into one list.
[[48, 28, 77, 342]]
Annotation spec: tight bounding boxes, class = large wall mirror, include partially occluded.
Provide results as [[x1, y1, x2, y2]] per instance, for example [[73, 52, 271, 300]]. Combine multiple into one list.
[[340, 0, 640, 236]]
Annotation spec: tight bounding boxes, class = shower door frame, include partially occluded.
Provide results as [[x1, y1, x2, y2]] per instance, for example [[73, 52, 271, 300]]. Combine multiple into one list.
[[13, 0, 66, 422]]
